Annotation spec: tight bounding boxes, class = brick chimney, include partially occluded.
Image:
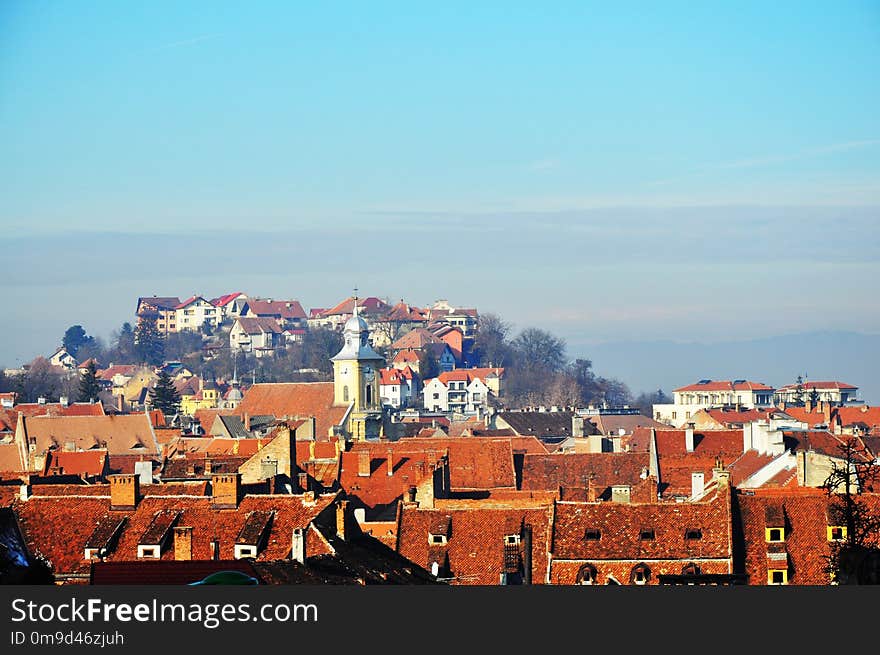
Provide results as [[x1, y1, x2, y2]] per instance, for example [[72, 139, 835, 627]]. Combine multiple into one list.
[[109, 474, 140, 510], [572, 415, 585, 438], [805, 397, 813, 413], [117, 393, 125, 413], [297, 472, 309, 494], [685, 423, 696, 453], [291, 527, 306, 564], [386, 449, 394, 476], [358, 450, 370, 477], [243, 412, 251, 432], [174, 526, 193, 561], [211, 472, 241, 509], [336, 500, 349, 540], [822, 402, 833, 426]]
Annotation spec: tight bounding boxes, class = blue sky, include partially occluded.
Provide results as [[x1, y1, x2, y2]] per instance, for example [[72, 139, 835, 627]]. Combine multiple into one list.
[[1, 2, 879, 395]]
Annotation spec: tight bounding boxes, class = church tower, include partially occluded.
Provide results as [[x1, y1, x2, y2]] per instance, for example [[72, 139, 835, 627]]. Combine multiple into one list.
[[331, 295, 385, 440]]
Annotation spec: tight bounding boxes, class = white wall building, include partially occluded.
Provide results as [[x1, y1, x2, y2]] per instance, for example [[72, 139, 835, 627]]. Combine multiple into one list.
[[379, 367, 417, 408], [175, 296, 221, 332], [774, 380, 858, 405], [230, 317, 283, 358], [653, 379, 776, 428], [422, 370, 494, 416]]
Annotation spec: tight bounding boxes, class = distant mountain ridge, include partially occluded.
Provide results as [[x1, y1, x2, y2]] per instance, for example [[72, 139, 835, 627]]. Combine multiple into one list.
[[573, 330, 880, 406]]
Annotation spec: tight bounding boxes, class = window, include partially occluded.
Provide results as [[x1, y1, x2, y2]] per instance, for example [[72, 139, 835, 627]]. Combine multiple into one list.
[[343, 385, 349, 402], [433, 393, 440, 400], [685, 528, 702, 540], [577, 564, 597, 585], [584, 529, 601, 541], [827, 526, 846, 541], [671, 412, 677, 420], [685, 411, 691, 419], [472, 393, 481, 401], [768, 569, 788, 585], [639, 528, 655, 541], [504, 534, 520, 546], [429, 534, 447, 545], [234, 545, 258, 560], [630, 564, 651, 585], [766, 527, 784, 543], [137, 546, 160, 559]]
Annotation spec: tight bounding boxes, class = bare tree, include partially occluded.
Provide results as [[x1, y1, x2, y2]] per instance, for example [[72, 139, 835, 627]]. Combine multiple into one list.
[[822, 437, 880, 584]]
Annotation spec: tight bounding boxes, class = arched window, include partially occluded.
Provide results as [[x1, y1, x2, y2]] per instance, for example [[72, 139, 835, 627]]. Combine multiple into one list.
[[577, 564, 597, 585], [365, 384, 372, 405], [343, 385, 349, 402], [630, 563, 651, 586]]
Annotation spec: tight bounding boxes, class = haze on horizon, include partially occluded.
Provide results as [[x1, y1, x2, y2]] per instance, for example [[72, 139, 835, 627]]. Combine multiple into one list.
[[1, 3, 878, 396]]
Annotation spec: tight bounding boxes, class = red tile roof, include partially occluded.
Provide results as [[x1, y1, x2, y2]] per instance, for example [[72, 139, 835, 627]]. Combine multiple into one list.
[[246, 299, 307, 320], [675, 380, 773, 392], [392, 349, 421, 365], [210, 292, 244, 307], [174, 295, 208, 309], [397, 504, 553, 584], [13, 492, 338, 577], [7, 402, 106, 419], [777, 381, 858, 391], [425, 368, 504, 387], [699, 408, 775, 427], [0, 443, 25, 473], [97, 365, 138, 381], [836, 406, 880, 430], [235, 316, 284, 335], [236, 382, 349, 439], [735, 491, 880, 584], [322, 296, 390, 317], [44, 450, 108, 477], [22, 414, 160, 458], [550, 490, 732, 564], [521, 452, 652, 497]]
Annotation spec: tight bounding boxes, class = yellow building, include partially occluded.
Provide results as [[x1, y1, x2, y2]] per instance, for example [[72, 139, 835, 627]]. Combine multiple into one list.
[[331, 302, 385, 440], [178, 377, 219, 416]]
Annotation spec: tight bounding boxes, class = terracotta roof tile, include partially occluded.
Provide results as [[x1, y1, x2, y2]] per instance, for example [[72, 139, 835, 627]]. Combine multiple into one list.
[[237, 383, 348, 439], [675, 380, 773, 392], [521, 452, 651, 497], [43, 450, 107, 477], [22, 414, 160, 459], [397, 505, 553, 584]]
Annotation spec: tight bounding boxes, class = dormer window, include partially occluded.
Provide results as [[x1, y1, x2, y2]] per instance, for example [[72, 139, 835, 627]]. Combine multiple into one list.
[[685, 528, 702, 540], [584, 529, 601, 541], [766, 527, 785, 543], [504, 534, 521, 546], [630, 563, 651, 586], [577, 564, 597, 585], [827, 526, 846, 541], [639, 528, 655, 541], [768, 569, 788, 585], [429, 534, 447, 546]]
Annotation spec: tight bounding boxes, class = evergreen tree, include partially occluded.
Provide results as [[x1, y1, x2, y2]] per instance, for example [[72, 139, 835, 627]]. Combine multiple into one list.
[[62, 325, 95, 358], [77, 360, 102, 403], [115, 322, 136, 361], [148, 370, 181, 417], [809, 387, 821, 407], [134, 317, 165, 366]]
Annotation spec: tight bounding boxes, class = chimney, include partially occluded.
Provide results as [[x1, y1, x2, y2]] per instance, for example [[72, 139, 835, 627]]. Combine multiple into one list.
[[822, 402, 833, 426], [291, 528, 306, 564], [358, 450, 370, 477], [211, 472, 241, 509], [109, 474, 140, 510], [587, 477, 597, 502], [691, 472, 705, 499], [297, 472, 309, 493], [117, 394, 125, 413], [244, 412, 250, 432], [336, 500, 349, 540], [173, 527, 193, 561], [59, 396, 69, 407], [805, 397, 813, 413], [611, 485, 631, 504], [37, 396, 46, 405], [204, 458, 213, 475], [387, 449, 394, 476], [19, 484, 31, 501], [712, 466, 731, 490], [571, 415, 584, 438], [308, 441, 316, 460], [685, 423, 695, 453]]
